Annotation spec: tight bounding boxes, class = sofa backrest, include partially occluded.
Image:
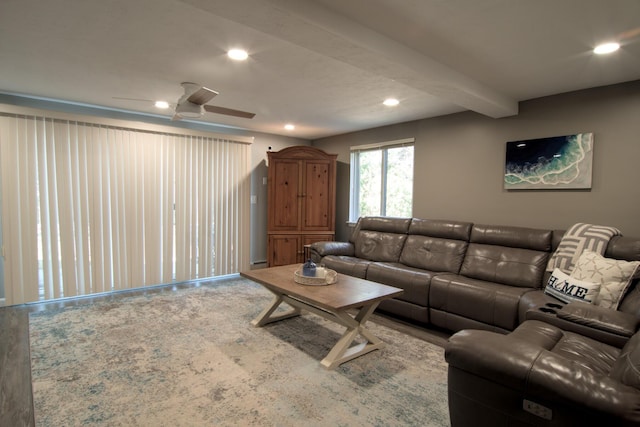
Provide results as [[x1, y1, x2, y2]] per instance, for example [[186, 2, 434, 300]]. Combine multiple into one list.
[[605, 236, 640, 261], [606, 236, 640, 317], [610, 329, 640, 389], [353, 216, 411, 262], [460, 224, 552, 288], [399, 219, 472, 273]]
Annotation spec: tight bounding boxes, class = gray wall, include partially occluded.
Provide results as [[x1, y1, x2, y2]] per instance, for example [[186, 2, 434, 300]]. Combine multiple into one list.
[[313, 81, 640, 238]]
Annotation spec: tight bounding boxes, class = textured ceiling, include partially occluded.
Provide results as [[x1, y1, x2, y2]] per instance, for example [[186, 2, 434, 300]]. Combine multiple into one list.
[[1, 0, 639, 139]]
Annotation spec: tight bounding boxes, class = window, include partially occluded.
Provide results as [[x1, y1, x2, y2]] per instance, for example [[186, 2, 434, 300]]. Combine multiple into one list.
[[0, 109, 251, 305], [349, 138, 414, 221]]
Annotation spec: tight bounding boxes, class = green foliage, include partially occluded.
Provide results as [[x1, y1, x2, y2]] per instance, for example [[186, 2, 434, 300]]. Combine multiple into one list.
[[358, 150, 381, 216], [385, 146, 413, 217], [357, 146, 413, 217]]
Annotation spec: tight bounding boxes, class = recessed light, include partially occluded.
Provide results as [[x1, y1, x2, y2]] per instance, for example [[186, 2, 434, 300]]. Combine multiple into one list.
[[594, 42, 620, 54], [284, 124, 295, 130], [383, 98, 399, 107], [228, 49, 249, 61], [155, 101, 169, 109]]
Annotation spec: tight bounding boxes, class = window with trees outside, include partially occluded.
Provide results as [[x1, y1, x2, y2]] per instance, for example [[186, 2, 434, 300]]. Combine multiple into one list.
[[349, 138, 414, 222]]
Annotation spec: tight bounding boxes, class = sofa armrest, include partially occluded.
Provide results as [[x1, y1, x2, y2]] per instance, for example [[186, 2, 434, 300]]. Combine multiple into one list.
[[445, 328, 551, 391], [525, 300, 637, 348], [310, 241, 354, 258], [557, 302, 640, 337]]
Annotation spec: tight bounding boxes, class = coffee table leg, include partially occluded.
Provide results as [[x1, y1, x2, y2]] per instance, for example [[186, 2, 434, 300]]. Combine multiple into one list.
[[320, 302, 383, 370], [251, 294, 302, 327]]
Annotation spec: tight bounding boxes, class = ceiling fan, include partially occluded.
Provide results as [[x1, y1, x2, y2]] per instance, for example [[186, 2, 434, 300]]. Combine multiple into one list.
[[114, 82, 255, 121], [172, 82, 255, 121]]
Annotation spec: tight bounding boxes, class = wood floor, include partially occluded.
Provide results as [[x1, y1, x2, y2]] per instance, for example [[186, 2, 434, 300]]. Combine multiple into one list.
[[0, 276, 450, 427], [0, 305, 33, 427]]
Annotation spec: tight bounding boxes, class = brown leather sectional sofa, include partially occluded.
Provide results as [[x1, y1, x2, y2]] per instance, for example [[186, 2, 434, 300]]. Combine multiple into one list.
[[310, 216, 640, 425], [310, 216, 640, 333]]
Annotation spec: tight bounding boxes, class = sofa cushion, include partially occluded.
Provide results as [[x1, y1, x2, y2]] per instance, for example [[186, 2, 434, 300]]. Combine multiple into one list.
[[460, 243, 549, 288], [430, 274, 534, 331], [571, 250, 640, 309], [348, 216, 411, 243], [549, 330, 620, 375], [357, 216, 412, 234], [544, 268, 601, 304], [407, 218, 472, 241], [470, 224, 552, 251], [365, 262, 435, 306], [354, 230, 407, 262], [399, 235, 468, 273]]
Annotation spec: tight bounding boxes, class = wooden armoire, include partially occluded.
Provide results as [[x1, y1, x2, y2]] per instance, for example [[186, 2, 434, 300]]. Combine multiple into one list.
[[267, 146, 337, 266]]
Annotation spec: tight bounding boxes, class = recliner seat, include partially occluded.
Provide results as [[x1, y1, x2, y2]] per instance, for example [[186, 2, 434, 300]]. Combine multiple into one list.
[[445, 319, 640, 426]]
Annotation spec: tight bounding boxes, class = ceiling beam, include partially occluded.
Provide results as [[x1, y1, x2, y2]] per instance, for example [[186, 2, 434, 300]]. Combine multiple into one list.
[[183, 0, 518, 118]]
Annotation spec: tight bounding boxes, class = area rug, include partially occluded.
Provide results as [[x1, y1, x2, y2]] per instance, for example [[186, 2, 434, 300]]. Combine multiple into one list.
[[29, 277, 450, 426]]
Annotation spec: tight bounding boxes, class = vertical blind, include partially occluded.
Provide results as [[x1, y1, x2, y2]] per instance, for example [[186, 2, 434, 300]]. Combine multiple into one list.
[[0, 112, 251, 305]]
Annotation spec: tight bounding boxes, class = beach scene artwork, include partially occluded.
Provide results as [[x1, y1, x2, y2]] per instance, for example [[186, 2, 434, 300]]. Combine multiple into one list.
[[504, 133, 593, 190]]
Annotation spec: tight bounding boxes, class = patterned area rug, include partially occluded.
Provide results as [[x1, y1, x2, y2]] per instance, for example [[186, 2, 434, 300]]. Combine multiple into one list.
[[29, 278, 450, 426]]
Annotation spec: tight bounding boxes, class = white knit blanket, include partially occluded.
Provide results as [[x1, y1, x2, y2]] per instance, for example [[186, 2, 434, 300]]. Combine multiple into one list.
[[546, 223, 620, 274]]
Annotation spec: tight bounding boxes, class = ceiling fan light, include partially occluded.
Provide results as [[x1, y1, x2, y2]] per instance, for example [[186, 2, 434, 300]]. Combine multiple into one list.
[[228, 49, 249, 61], [175, 101, 203, 118], [594, 42, 620, 54]]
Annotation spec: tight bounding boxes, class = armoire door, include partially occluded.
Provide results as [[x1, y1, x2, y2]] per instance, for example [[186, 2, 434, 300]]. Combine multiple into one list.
[[302, 160, 334, 231], [268, 159, 300, 231]]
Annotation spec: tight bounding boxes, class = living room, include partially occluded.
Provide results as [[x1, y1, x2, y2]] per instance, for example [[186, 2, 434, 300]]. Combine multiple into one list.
[[2, 1, 640, 425]]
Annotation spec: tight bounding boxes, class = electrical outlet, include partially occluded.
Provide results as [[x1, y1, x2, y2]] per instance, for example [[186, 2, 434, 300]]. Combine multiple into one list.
[[523, 399, 552, 420], [250, 195, 257, 204]]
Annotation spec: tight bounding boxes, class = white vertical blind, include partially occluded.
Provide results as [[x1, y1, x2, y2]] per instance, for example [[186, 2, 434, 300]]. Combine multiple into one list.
[[0, 112, 251, 305]]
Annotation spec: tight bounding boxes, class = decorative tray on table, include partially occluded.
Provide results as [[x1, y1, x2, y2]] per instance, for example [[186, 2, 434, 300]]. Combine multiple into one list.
[[294, 267, 338, 286]]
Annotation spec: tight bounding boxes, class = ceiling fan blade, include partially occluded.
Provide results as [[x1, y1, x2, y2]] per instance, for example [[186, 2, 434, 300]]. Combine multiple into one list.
[[112, 96, 154, 102], [204, 105, 256, 119], [187, 87, 218, 105]]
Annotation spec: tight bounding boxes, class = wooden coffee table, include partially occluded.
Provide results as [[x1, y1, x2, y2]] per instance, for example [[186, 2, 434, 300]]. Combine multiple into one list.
[[240, 264, 404, 370]]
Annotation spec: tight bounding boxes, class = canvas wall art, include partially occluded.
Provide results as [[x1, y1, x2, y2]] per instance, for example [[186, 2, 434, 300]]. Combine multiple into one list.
[[504, 133, 594, 190]]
